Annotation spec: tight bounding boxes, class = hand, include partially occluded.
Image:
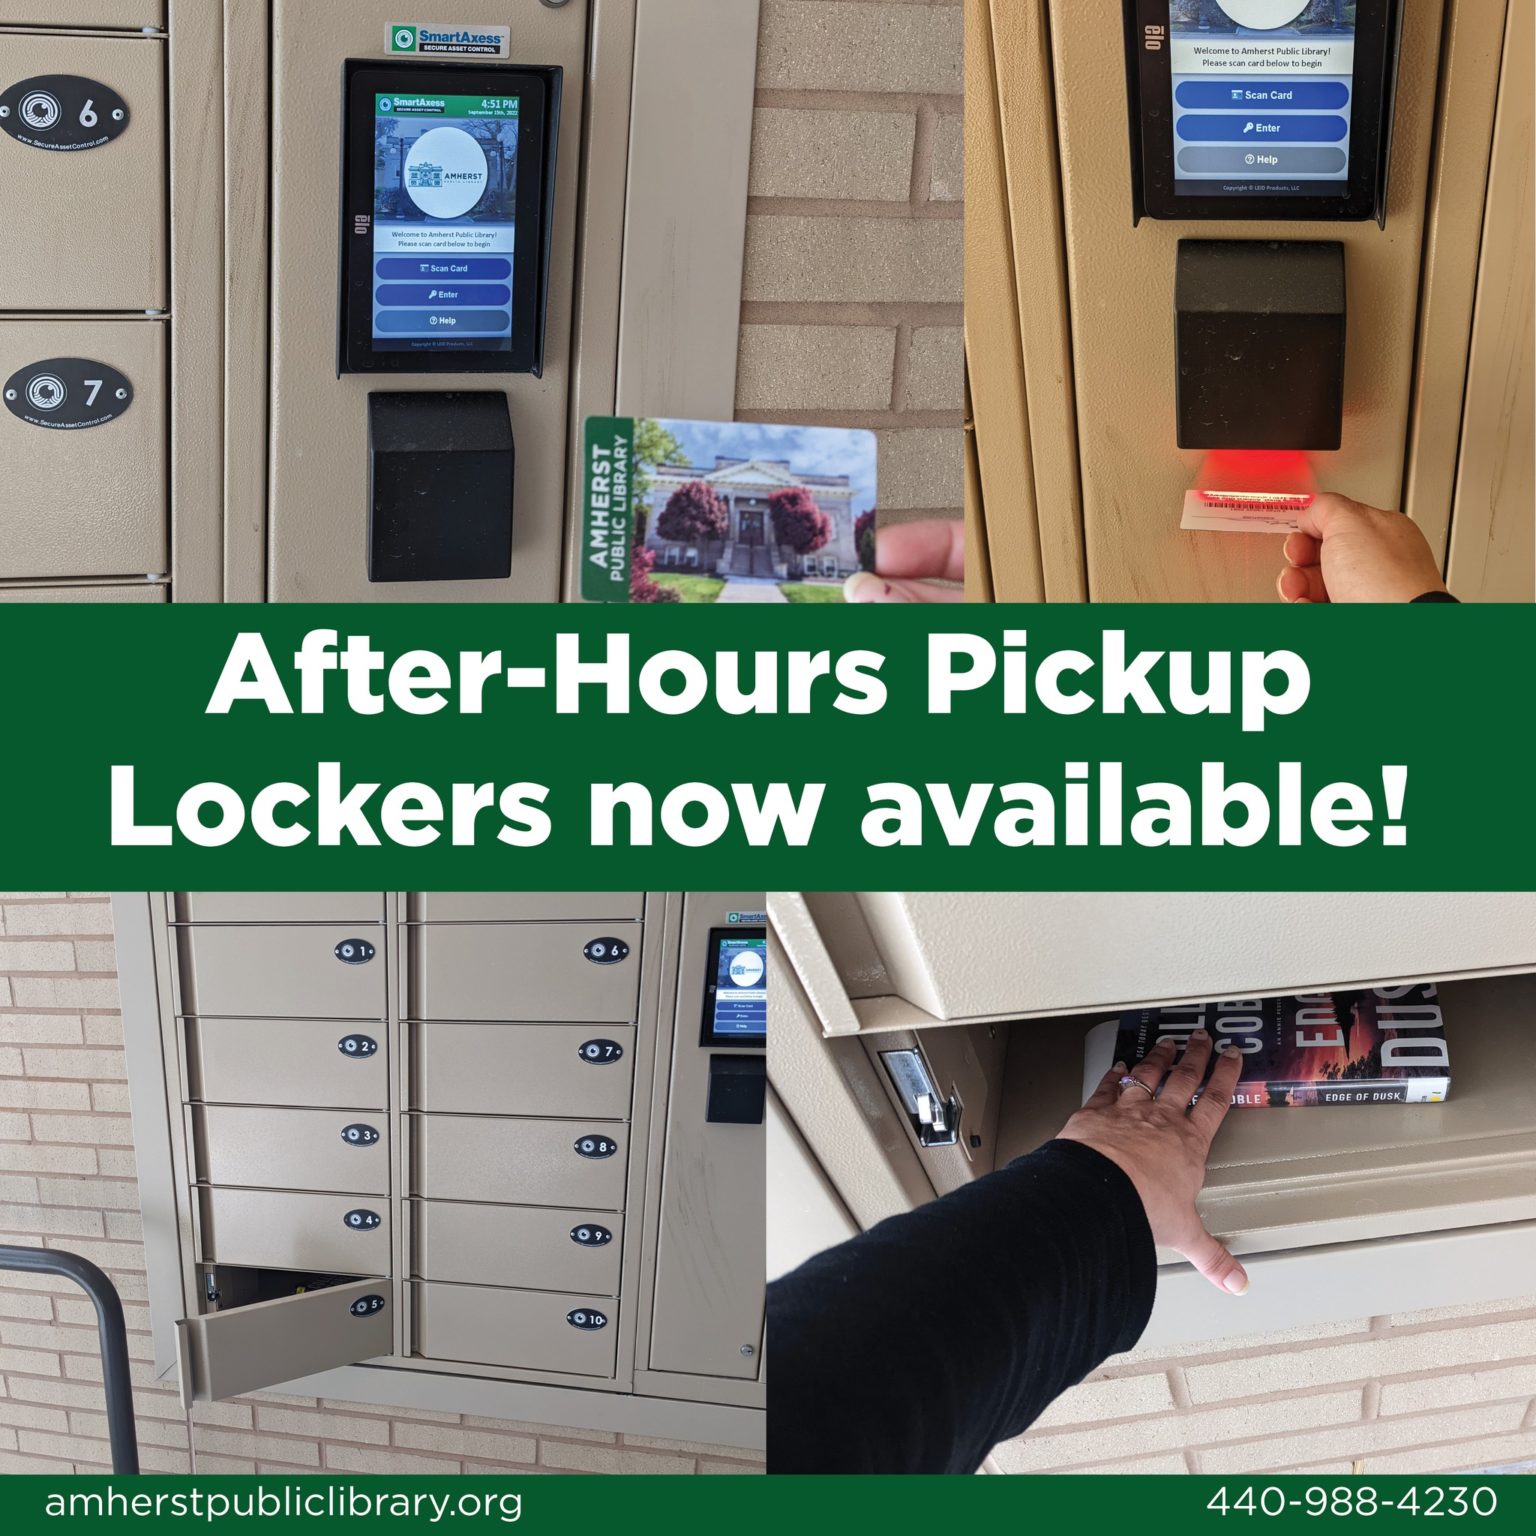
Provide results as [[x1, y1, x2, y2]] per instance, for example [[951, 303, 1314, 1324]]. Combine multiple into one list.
[[1278, 493, 1450, 604], [1058, 1032, 1249, 1295], [844, 519, 965, 603]]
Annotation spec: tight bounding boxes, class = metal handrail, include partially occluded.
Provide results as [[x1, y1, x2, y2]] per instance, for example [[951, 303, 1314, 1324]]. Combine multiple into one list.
[[0, 1245, 140, 1474]]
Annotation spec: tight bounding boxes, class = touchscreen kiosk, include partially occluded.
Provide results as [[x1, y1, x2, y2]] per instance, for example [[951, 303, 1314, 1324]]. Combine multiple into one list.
[[339, 60, 560, 374], [700, 929, 767, 1048], [1126, 0, 1402, 224]]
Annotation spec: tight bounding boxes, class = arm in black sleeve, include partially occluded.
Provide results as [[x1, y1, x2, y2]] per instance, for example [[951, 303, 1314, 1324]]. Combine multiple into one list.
[[766, 1138, 1155, 1474]]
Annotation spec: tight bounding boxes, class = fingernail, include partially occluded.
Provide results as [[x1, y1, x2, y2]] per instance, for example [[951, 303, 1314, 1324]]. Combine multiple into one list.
[[1112, 1061, 1127, 1075], [1192, 1029, 1210, 1041], [843, 572, 879, 603], [1224, 1270, 1250, 1296]]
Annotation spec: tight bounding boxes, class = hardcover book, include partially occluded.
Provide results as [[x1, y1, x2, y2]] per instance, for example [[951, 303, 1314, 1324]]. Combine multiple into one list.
[[1081, 984, 1451, 1108]]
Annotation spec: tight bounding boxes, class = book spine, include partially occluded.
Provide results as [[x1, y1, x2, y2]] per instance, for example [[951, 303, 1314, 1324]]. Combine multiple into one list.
[[1252, 1076, 1451, 1107]]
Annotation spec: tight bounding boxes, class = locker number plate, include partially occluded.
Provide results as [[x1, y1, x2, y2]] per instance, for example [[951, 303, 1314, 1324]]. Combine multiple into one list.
[[344, 1209, 382, 1231], [350, 1294, 386, 1317], [0, 75, 130, 152], [574, 1134, 618, 1159], [334, 938, 376, 965], [567, 1308, 608, 1331], [582, 937, 630, 965], [570, 1223, 612, 1247], [341, 1123, 380, 1146], [578, 1039, 624, 1065], [4, 358, 132, 431], [337, 1034, 378, 1058]]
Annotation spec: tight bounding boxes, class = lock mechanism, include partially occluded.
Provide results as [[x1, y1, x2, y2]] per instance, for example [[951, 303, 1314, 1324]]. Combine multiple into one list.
[[582, 936, 630, 965], [879, 1049, 962, 1149], [334, 938, 376, 965]]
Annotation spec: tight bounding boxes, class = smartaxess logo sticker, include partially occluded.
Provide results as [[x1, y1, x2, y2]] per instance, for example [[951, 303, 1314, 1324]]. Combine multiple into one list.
[[403, 126, 488, 219], [387, 21, 511, 58]]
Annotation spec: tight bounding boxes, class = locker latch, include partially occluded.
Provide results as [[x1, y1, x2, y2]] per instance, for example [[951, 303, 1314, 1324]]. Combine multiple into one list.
[[879, 1049, 962, 1149]]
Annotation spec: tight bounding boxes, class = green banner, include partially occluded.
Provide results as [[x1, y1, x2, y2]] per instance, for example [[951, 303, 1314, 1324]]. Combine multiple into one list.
[[0, 1475, 1528, 1528], [0, 604, 1530, 890]]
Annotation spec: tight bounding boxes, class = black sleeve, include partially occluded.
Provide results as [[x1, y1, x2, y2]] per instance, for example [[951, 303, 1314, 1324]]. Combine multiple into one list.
[[1412, 591, 1459, 603], [766, 1138, 1156, 1474]]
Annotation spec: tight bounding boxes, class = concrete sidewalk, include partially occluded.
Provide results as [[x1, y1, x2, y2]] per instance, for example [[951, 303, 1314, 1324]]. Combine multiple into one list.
[[716, 577, 788, 604]]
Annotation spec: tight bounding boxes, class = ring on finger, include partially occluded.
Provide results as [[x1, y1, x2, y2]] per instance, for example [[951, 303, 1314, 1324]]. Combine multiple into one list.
[[1118, 1075, 1156, 1101]]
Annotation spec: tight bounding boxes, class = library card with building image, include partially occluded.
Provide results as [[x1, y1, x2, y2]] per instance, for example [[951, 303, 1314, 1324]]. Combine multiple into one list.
[[582, 417, 877, 605]]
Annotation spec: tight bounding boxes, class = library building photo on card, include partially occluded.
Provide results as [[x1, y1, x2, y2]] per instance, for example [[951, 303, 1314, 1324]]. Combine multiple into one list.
[[766, 892, 1536, 1476]]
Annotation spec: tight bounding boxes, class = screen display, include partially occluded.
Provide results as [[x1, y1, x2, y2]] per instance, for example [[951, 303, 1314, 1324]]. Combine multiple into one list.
[[371, 92, 522, 354], [705, 932, 767, 1043], [1169, 1, 1357, 199]]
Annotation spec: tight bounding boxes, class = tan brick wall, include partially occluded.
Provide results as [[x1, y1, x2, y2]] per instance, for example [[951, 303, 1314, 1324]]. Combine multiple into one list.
[[739, 0, 965, 525], [0, 895, 764, 1476], [995, 1300, 1536, 1476]]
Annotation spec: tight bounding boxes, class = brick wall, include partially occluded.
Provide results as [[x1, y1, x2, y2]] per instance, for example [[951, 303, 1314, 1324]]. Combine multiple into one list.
[[994, 1299, 1536, 1475], [0, 895, 763, 1476], [737, 0, 964, 526]]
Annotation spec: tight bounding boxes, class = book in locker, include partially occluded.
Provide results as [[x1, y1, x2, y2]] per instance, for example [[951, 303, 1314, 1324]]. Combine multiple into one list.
[[1080, 984, 1451, 1108]]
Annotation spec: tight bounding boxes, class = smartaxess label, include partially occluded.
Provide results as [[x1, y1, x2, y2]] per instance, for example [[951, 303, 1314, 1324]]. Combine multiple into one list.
[[1171, 0, 1356, 198], [371, 93, 519, 353]]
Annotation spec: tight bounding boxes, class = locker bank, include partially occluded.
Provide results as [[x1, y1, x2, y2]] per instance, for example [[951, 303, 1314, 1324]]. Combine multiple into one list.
[[0, 1, 759, 601], [114, 893, 765, 1448]]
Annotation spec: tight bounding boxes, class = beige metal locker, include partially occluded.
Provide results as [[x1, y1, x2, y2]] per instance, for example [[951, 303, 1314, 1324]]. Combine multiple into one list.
[[187, 1016, 388, 1111], [0, 4, 162, 24], [0, 319, 167, 580], [792, 891, 1536, 1028], [410, 922, 640, 1022], [410, 1200, 624, 1296], [410, 1114, 628, 1210], [644, 895, 766, 1384], [176, 893, 384, 924], [178, 1277, 390, 1402], [409, 1022, 635, 1120], [192, 1104, 390, 1195], [0, 31, 166, 311], [179, 924, 385, 1018], [197, 1186, 391, 1276], [414, 1282, 619, 1379], [409, 893, 645, 922]]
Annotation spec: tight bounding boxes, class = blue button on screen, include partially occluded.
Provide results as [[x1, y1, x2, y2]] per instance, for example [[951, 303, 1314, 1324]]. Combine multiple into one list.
[[374, 256, 512, 282], [1176, 80, 1350, 111], [375, 283, 512, 308], [1177, 114, 1349, 144]]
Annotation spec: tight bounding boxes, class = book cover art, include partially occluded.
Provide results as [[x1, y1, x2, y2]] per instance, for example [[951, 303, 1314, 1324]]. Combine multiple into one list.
[[1081, 984, 1451, 1108]]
